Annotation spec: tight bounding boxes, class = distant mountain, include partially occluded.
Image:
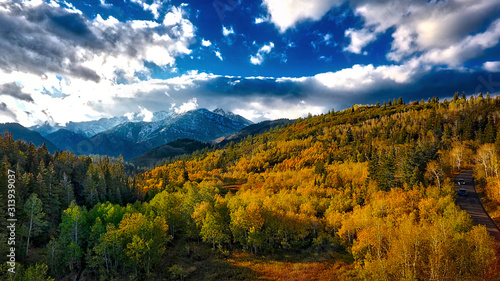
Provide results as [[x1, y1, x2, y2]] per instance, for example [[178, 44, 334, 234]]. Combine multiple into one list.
[[29, 122, 61, 136], [78, 131, 151, 159], [214, 119, 295, 146], [31, 116, 131, 138], [45, 129, 87, 152], [59, 108, 252, 159], [151, 110, 174, 122], [130, 139, 211, 167], [29, 108, 242, 139], [142, 108, 252, 147], [212, 108, 253, 127], [30, 112, 172, 138], [0, 123, 59, 153], [63, 117, 131, 138]]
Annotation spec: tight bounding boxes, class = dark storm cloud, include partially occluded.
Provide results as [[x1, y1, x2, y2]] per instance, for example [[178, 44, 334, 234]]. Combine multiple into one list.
[[195, 70, 500, 114], [385, 70, 500, 103], [0, 82, 34, 102], [0, 102, 17, 121], [204, 77, 304, 99], [77, 67, 500, 123], [0, 1, 194, 83], [0, 2, 102, 82], [306, 70, 500, 110]]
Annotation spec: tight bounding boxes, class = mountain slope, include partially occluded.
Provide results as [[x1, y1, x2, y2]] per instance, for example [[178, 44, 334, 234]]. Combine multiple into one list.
[[213, 108, 253, 127], [214, 119, 295, 146], [30, 116, 131, 138], [80, 108, 251, 159], [132, 97, 500, 281], [45, 129, 87, 153], [130, 138, 211, 167], [79, 131, 152, 159], [144, 108, 250, 147], [0, 123, 59, 153]]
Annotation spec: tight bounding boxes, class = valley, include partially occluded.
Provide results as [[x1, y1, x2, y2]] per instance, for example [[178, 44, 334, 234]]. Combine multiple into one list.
[[1, 95, 500, 280], [2, 108, 254, 161]]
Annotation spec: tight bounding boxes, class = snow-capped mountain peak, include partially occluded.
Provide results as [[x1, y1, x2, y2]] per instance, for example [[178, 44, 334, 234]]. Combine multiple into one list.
[[31, 108, 253, 159]]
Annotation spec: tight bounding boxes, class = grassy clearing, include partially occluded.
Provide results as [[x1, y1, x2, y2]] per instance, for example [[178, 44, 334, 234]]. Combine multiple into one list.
[[148, 240, 354, 280]]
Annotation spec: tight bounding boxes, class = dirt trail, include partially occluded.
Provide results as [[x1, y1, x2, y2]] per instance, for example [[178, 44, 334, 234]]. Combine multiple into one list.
[[455, 169, 500, 244]]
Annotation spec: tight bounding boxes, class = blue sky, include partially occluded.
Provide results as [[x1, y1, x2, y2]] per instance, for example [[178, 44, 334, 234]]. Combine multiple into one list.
[[1, 0, 500, 126]]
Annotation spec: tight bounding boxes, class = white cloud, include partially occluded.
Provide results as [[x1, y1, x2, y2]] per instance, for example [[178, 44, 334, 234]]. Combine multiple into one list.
[[201, 39, 212, 47], [276, 77, 307, 83], [250, 56, 261, 65], [163, 5, 184, 25], [343, 2, 421, 55], [254, 15, 269, 24], [0, 1, 198, 125], [261, 0, 343, 33], [0, 1, 195, 83], [90, 8, 195, 81], [323, 33, 333, 45], [232, 108, 263, 121], [138, 106, 154, 122], [314, 62, 419, 90], [164, 71, 217, 89], [215, 51, 223, 61], [124, 105, 154, 122], [222, 25, 235, 36], [344, 0, 500, 66], [416, 19, 500, 67], [260, 43, 274, 53], [344, 28, 376, 54], [0, 69, 217, 127], [228, 79, 241, 86], [250, 42, 275, 65], [483, 61, 500, 72], [124, 112, 135, 121], [233, 100, 324, 122], [174, 98, 198, 114], [130, 0, 164, 20], [99, 0, 112, 8], [3, 0, 500, 127]]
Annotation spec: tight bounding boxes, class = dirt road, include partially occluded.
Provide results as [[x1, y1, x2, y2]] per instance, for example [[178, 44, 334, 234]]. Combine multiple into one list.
[[455, 169, 500, 243]]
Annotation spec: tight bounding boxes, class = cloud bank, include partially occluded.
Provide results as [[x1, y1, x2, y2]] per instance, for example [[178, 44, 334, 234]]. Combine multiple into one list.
[[1, 0, 500, 127]]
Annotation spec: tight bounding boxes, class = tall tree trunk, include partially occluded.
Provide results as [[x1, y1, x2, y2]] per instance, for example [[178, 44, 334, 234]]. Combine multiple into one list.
[[75, 220, 78, 244], [26, 205, 34, 256]]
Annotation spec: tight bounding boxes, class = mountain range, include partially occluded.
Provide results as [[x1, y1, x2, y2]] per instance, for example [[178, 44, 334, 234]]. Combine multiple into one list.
[[24, 108, 253, 159], [2, 109, 299, 163], [0, 123, 59, 153]]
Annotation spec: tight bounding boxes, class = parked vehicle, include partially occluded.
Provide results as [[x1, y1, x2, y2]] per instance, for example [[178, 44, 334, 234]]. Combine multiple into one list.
[[458, 188, 467, 196]]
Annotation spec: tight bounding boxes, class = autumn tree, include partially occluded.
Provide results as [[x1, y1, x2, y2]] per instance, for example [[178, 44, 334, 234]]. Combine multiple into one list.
[[230, 202, 264, 252], [476, 143, 496, 178], [111, 213, 170, 276], [450, 143, 472, 171], [148, 190, 185, 238], [192, 197, 231, 249], [426, 160, 443, 188]]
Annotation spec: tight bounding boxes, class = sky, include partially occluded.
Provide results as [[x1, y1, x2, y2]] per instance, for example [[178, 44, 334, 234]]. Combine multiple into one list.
[[1, 0, 500, 126]]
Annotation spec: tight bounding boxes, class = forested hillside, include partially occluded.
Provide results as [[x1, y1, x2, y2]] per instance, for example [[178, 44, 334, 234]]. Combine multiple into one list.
[[1, 93, 500, 280]]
